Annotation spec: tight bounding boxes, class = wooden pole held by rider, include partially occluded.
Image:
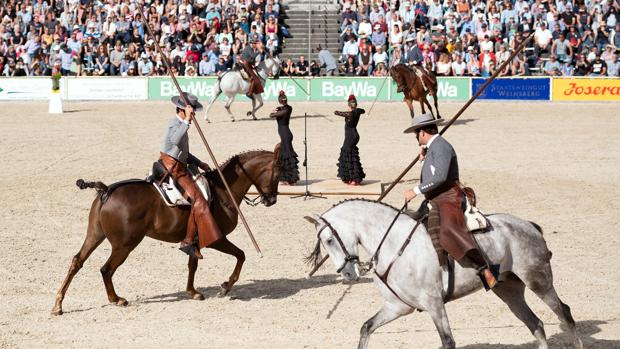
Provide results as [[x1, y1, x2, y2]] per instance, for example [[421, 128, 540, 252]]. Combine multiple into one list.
[[309, 32, 536, 276], [138, 6, 263, 257]]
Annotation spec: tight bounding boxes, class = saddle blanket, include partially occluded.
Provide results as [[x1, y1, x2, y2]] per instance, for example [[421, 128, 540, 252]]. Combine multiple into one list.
[[149, 165, 211, 207]]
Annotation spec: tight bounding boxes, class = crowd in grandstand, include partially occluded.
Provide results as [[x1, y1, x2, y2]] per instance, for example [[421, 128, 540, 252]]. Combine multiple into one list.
[[0, 0, 286, 77], [337, 0, 619, 76], [0, 0, 618, 78]]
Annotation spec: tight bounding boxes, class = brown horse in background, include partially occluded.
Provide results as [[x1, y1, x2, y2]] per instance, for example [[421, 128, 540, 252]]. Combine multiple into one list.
[[52, 145, 281, 315], [390, 64, 441, 119]]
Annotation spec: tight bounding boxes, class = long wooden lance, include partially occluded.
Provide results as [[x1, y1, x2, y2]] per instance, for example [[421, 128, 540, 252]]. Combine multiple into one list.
[[308, 32, 536, 277], [138, 6, 262, 257]]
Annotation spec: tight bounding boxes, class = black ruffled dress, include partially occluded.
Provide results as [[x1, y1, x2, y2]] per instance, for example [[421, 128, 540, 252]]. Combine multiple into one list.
[[270, 104, 300, 183], [335, 108, 366, 183]]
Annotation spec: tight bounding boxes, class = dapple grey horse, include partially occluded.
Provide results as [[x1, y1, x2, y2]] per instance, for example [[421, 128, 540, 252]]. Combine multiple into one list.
[[305, 199, 582, 349], [204, 57, 281, 122]]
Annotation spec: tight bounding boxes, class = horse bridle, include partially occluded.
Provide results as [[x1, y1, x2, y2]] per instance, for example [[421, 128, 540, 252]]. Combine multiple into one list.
[[240, 160, 278, 207], [316, 217, 359, 273]]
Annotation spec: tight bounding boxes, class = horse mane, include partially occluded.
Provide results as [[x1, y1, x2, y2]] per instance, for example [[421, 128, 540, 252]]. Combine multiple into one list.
[[304, 198, 400, 269], [206, 149, 273, 179]]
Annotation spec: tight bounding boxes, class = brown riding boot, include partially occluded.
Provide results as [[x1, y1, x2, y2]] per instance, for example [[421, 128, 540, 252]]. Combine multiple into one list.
[[179, 211, 203, 259]]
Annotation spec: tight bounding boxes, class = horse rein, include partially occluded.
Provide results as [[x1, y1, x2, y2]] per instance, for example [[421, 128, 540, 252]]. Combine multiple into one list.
[[316, 217, 359, 273]]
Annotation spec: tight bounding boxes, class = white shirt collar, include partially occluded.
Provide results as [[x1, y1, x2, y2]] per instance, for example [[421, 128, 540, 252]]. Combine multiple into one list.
[[176, 115, 190, 125], [426, 134, 440, 148]]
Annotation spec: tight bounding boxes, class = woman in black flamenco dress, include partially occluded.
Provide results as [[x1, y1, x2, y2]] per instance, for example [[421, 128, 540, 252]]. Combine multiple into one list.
[[335, 94, 366, 185], [270, 90, 300, 184]]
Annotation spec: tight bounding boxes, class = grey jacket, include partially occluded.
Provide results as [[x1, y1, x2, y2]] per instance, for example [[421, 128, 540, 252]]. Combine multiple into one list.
[[161, 116, 191, 163], [418, 135, 460, 195], [318, 49, 338, 71]]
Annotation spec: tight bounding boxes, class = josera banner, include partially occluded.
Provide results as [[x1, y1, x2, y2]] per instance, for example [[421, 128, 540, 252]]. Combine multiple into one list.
[[148, 77, 308, 101], [552, 78, 620, 101], [390, 77, 470, 101], [472, 77, 550, 100], [309, 77, 390, 101]]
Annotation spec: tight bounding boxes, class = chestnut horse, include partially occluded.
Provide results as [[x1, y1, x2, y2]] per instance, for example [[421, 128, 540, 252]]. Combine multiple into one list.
[[390, 64, 441, 119], [52, 145, 281, 315]]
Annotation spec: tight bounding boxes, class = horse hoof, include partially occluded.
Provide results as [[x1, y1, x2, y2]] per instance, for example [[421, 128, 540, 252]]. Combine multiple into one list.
[[218, 282, 231, 297], [51, 307, 63, 316], [188, 291, 205, 301], [246, 111, 252, 116], [114, 298, 128, 307]]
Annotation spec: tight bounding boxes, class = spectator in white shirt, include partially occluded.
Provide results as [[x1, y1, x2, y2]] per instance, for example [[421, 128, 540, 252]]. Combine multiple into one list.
[[372, 45, 389, 66], [342, 36, 360, 60], [451, 54, 467, 75], [534, 22, 553, 55], [199, 52, 215, 76]]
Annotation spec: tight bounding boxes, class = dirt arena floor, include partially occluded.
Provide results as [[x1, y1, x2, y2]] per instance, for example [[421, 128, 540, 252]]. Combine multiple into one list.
[[1, 100, 619, 349]]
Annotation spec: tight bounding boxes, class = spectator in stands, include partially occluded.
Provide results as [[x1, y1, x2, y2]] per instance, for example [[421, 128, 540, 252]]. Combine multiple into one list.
[[109, 40, 124, 76], [403, 35, 423, 64], [436, 53, 452, 75], [310, 60, 321, 76], [534, 22, 553, 56], [342, 55, 357, 76], [606, 51, 619, 76], [390, 47, 404, 66], [373, 61, 388, 76], [543, 55, 562, 76], [370, 24, 387, 49], [342, 36, 359, 61], [282, 58, 295, 76], [138, 53, 154, 76], [317, 45, 337, 76], [199, 52, 215, 76], [215, 56, 227, 74], [296, 55, 309, 76], [94, 45, 109, 76], [552, 33, 573, 64], [588, 55, 607, 76], [372, 45, 389, 68]]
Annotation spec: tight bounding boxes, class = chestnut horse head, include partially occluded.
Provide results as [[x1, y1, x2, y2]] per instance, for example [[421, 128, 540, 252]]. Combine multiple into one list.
[[52, 144, 282, 315]]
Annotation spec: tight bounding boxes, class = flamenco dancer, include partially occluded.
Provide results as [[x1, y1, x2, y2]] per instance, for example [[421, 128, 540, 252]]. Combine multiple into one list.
[[335, 94, 366, 186], [270, 90, 300, 185]]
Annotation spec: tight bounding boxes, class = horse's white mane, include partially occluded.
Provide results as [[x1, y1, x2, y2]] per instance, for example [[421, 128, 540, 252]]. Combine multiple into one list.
[[324, 198, 400, 216]]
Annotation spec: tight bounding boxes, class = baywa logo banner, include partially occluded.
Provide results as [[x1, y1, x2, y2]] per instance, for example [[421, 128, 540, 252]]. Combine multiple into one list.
[[148, 77, 307, 101], [310, 78, 390, 101]]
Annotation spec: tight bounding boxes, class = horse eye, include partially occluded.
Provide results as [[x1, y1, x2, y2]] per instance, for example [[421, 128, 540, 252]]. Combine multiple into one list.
[[326, 238, 334, 245]]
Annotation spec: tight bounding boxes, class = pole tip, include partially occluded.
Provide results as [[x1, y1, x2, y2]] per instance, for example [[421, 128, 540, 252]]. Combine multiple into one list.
[[258, 251, 264, 258]]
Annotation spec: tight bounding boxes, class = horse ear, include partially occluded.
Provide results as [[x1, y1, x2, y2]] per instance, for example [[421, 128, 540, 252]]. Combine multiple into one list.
[[304, 214, 319, 225]]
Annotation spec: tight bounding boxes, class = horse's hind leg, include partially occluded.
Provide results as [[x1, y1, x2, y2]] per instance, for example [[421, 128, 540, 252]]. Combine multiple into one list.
[[493, 273, 548, 349], [208, 237, 245, 297], [525, 267, 583, 349], [186, 256, 204, 300], [225, 95, 236, 122], [51, 222, 106, 315], [423, 96, 435, 119], [100, 236, 143, 306], [405, 99, 415, 118], [432, 91, 441, 119], [357, 302, 412, 349]]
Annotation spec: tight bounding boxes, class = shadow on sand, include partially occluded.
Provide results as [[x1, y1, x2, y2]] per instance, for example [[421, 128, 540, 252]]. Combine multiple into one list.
[[140, 274, 372, 303], [457, 320, 620, 349]]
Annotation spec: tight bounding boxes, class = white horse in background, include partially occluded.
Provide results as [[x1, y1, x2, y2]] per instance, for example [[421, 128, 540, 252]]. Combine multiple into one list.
[[204, 56, 281, 122], [304, 199, 583, 349]]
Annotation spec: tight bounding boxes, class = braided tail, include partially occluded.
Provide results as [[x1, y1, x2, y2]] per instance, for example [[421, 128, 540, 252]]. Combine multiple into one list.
[[76, 179, 108, 195]]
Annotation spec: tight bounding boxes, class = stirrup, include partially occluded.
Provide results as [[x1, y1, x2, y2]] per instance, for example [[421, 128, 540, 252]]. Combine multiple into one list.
[[180, 242, 203, 259]]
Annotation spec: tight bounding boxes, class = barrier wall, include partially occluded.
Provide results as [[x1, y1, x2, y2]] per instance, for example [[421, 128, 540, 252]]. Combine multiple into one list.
[[1, 76, 618, 102]]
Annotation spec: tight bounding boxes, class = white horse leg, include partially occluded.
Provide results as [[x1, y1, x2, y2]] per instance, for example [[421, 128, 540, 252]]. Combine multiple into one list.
[[246, 96, 256, 120], [525, 269, 583, 349], [225, 95, 236, 122], [253, 95, 264, 120], [427, 300, 456, 349], [204, 84, 222, 122], [357, 302, 412, 349], [492, 273, 549, 349]]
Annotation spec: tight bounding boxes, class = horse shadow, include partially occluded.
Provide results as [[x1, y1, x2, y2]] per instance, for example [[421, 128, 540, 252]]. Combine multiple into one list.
[[458, 320, 620, 349], [140, 274, 372, 303], [451, 118, 476, 126], [230, 113, 330, 123]]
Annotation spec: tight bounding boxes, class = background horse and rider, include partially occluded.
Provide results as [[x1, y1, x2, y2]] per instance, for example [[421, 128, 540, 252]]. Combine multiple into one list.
[[52, 146, 281, 315], [390, 64, 441, 120], [204, 57, 281, 123]]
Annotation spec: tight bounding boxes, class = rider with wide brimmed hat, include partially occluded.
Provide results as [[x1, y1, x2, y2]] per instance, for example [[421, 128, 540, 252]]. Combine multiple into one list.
[[403, 113, 498, 289], [239, 39, 264, 97], [160, 92, 223, 259]]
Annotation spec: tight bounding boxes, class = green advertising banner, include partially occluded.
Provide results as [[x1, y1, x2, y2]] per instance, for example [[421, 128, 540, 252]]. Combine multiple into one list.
[[148, 76, 307, 101], [390, 77, 470, 101], [310, 77, 390, 101]]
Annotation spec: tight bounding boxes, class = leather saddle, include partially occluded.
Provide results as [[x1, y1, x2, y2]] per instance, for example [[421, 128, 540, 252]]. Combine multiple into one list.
[[406, 187, 489, 233], [147, 160, 212, 207]]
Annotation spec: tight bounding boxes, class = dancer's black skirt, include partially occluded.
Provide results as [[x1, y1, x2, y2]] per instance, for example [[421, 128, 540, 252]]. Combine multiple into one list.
[[278, 125, 300, 183], [337, 128, 365, 182]]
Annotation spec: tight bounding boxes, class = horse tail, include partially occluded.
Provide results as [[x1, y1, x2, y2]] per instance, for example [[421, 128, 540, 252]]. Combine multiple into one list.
[[76, 179, 108, 195]]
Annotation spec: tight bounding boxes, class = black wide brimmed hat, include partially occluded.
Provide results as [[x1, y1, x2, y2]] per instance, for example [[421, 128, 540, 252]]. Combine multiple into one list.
[[171, 92, 203, 111], [403, 113, 441, 133]]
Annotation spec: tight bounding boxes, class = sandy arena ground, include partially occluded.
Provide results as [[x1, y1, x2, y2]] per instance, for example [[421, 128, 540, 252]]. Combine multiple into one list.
[[1, 100, 619, 349]]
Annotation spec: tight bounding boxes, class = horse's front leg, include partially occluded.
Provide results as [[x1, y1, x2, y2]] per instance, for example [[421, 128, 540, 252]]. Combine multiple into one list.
[[252, 95, 264, 120], [186, 256, 204, 300], [209, 237, 245, 296], [428, 299, 456, 349], [405, 98, 415, 119], [358, 302, 412, 349], [225, 95, 236, 122]]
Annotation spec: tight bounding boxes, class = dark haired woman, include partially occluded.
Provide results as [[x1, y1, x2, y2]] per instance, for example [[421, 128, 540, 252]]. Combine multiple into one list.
[[270, 90, 299, 185], [335, 94, 366, 185]]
